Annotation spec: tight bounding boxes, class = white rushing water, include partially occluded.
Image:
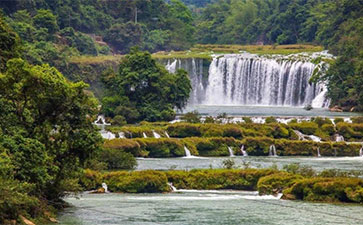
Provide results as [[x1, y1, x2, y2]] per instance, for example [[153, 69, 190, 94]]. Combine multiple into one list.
[[269, 145, 277, 157], [228, 146, 235, 157], [165, 52, 331, 108], [240, 145, 248, 157], [184, 146, 192, 157], [143, 132, 148, 138], [152, 130, 161, 138]]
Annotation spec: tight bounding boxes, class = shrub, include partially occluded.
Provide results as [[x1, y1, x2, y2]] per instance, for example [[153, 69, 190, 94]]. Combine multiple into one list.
[[112, 115, 127, 126], [289, 122, 319, 135], [99, 148, 137, 170], [204, 116, 215, 123], [312, 117, 332, 127], [104, 170, 169, 193], [334, 118, 344, 124], [136, 138, 185, 157], [283, 177, 363, 203], [257, 172, 302, 195], [222, 159, 235, 169], [222, 126, 242, 138], [166, 169, 277, 190], [181, 110, 201, 123], [79, 169, 102, 190], [167, 123, 201, 137], [352, 117, 363, 123], [242, 117, 253, 123], [265, 116, 277, 123], [103, 139, 141, 156]]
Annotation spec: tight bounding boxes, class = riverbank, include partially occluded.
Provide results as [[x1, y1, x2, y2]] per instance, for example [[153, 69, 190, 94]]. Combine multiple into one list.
[[80, 168, 363, 204]]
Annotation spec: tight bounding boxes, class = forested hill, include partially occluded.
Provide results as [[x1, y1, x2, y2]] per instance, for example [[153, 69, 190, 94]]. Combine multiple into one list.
[[0, 0, 362, 110]]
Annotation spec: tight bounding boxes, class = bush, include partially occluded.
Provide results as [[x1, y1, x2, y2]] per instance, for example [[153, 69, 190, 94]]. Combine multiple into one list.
[[103, 139, 141, 156], [166, 169, 277, 190], [312, 117, 332, 127], [181, 110, 201, 123], [99, 148, 137, 170], [167, 123, 201, 138], [257, 172, 302, 195], [265, 116, 277, 123], [283, 177, 363, 203], [222, 126, 242, 138], [136, 138, 185, 157], [289, 122, 319, 135], [79, 169, 102, 190], [104, 170, 169, 193]]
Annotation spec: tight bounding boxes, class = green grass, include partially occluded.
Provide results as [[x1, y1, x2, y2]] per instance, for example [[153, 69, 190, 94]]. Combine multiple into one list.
[[68, 44, 325, 65]]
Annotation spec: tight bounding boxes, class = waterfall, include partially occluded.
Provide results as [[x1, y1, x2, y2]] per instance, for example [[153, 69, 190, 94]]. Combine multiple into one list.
[[168, 183, 177, 192], [164, 131, 170, 138], [102, 183, 108, 193], [119, 132, 125, 138], [165, 58, 207, 105], [164, 53, 331, 108], [240, 145, 248, 157], [184, 146, 192, 157], [94, 115, 115, 139], [317, 147, 321, 157], [360, 145, 363, 157], [228, 146, 235, 157], [269, 145, 277, 157], [294, 130, 321, 142], [293, 130, 306, 140], [152, 130, 161, 138], [308, 135, 321, 142], [335, 134, 344, 142], [94, 115, 111, 126], [205, 54, 327, 107], [143, 132, 148, 138]]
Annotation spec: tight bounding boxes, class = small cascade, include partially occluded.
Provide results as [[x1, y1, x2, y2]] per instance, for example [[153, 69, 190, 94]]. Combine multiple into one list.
[[100, 131, 116, 140], [184, 146, 192, 157], [293, 130, 306, 140], [94, 115, 111, 126], [95, 115, 115, 140], [240, 145, 248, 157], [317, 147, 321, 157], [168, 183, 177, 192], [269, 145, 277, 157], [360, 145, 363, 157], [119, 132, 126, 139], [152, 130, 161, 138], [228, 146, 235, 157], [294, 130, 321, 142], [102, 183, 108, 193], [164, 131, 170, 138], [143, 132, 148, 138], [309, 135, 321, 142], [335, 134, 344, 142], [251, 117, 265, 124]]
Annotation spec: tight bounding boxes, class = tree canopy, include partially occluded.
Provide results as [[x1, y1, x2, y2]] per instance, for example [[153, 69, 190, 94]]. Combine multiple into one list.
[[101, 48, 192, 123]]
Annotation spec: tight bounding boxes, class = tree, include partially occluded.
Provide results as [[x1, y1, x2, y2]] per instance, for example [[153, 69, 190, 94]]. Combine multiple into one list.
[[0, 15, 20, 71], [0, 58, 102, 200], [33, 9, 59, 35], [102, 48, 191, 122]]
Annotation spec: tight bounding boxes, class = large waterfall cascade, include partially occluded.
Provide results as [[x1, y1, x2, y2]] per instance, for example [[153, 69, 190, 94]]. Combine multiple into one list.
[[165, 52, 332, 108]]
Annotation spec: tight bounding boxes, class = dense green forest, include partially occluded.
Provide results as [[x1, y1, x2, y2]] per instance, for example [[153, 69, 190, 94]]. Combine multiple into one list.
[[0, 0, 362, 223], [0, 0, 361, 110]]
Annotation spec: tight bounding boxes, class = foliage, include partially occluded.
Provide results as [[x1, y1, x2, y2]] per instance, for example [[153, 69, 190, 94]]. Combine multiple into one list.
[[181, 110, 201, 123], [0, 58, 102, 203], [102, 48, 191, 123], [104, 170, 169, 193], [99, 148, 137, 170]]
